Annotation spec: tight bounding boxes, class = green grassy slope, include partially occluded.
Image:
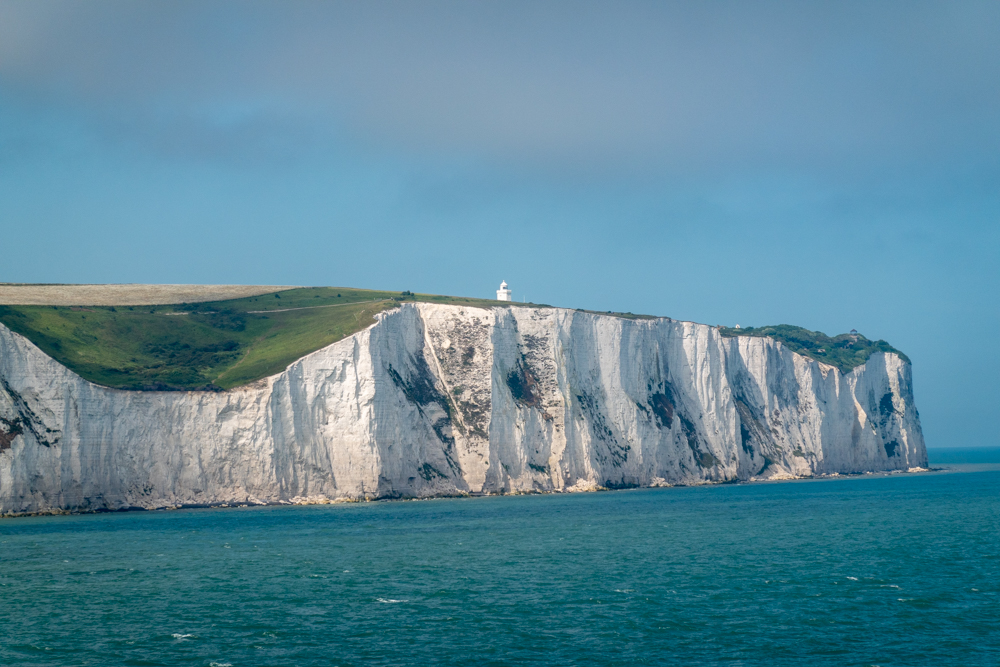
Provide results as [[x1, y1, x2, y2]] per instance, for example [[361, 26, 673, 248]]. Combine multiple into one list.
[[0, 287, 517, 391], [0, 286, 908, 390], [718, 324, 908, 374]]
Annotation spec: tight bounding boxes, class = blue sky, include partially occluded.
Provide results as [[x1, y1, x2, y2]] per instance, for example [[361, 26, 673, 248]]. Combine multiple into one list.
[[1, 1, 998, 448]]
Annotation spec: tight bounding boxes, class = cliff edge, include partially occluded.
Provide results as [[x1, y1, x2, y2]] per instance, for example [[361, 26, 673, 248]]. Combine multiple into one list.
[[0, 303, 926, 515]]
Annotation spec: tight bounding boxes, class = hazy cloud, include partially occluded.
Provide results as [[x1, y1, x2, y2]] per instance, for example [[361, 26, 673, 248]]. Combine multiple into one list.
[[1, 0, 999, 172]]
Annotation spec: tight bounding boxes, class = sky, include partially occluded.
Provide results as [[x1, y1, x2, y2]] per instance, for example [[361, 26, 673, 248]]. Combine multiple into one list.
[[1, 0, 998, 448]]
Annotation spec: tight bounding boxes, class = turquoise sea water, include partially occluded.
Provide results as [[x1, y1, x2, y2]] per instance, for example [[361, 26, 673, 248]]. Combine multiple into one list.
[[2, 451, 998, 666]]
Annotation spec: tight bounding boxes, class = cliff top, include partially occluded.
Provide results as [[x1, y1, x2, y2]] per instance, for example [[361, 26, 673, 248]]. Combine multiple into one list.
[[0, 285, 906, 391], [0, 286, 525, 390], [718, 324, 909, 375]]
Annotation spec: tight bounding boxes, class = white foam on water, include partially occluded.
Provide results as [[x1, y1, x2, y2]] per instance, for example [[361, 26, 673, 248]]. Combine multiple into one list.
[[209, 662, 232, 667], [614, 589, 634, 593], [846, 577, 858, 581], [171, 633, 195, 640], [376, 598, 408, 603]]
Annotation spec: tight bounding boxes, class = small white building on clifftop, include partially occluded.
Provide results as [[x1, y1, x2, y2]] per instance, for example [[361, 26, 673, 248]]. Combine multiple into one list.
[[496, 281, 512, 301]]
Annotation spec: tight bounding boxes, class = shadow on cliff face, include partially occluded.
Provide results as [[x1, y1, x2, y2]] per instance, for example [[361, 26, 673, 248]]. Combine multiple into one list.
[[386, 351, 463, 476], [0, 377, 60, 449], [507, 331, 557, 422], [723, 344, 779, 478], [506, 360, 541, 409], [386, 356, 443, 411], [875, 391, 904, 459], [576, 390, 631, 469], [644, 380, 720, 471]]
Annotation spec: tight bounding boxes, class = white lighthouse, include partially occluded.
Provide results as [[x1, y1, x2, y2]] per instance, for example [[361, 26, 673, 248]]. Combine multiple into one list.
[[496, 281, 512, 301]]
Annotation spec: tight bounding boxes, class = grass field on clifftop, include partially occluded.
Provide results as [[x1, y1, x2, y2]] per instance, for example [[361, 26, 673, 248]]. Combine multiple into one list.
[[0, 285, 906, 390], [0, 287, 507, 391]]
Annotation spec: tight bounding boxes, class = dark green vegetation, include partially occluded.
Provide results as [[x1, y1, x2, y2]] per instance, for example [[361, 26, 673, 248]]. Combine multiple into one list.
[[0, 287, 522, 391], [718, 324, 908, 374]]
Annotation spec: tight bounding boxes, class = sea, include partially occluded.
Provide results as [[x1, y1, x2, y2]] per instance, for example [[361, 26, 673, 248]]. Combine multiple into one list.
[[1, 448, 998, 667]]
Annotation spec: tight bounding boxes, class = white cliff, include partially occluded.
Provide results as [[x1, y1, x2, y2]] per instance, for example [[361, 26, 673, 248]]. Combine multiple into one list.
[[0, 303, 926, 515]]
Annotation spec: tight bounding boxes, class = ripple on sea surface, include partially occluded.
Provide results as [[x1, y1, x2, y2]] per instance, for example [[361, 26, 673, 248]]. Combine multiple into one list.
[[1, 466, 999, 666]]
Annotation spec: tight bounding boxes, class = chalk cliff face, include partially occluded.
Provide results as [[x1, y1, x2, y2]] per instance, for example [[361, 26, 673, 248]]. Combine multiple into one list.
[[0, 304, 926, 514]]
